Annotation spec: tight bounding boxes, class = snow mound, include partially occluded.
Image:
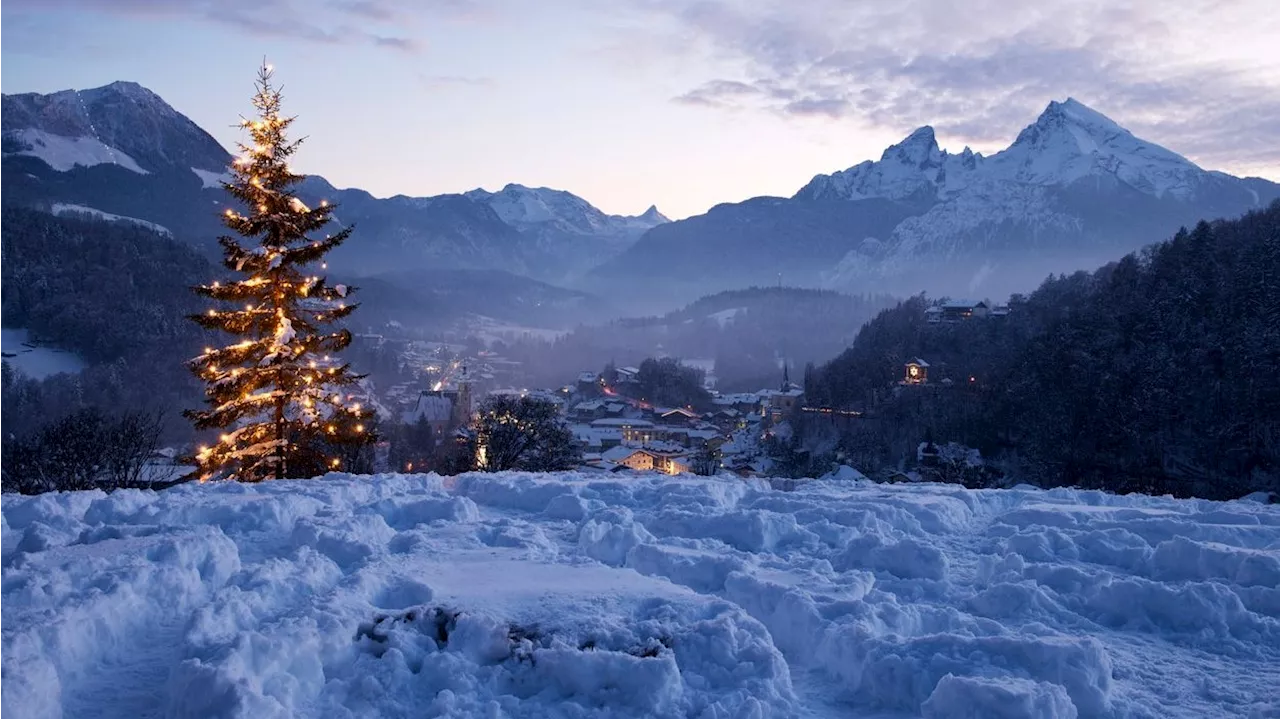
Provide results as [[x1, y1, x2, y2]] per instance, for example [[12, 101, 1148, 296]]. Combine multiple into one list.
[[3, 473, 1278, 718]]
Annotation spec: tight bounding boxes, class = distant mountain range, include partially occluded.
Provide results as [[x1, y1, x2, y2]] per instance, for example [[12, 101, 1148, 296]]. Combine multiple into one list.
[[592, 98, 1279, 299], [3, 83, 1276, 305], [1, 82, 667, 285]]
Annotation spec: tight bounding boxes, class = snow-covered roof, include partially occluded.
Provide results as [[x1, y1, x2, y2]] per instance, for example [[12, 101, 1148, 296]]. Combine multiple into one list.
[[941, 299, 988, 310], [404, 393, 452, 424], [907, 358, 930, 367], [577, 372, 598, 383], [591, 418, 654, 428], [713, 393, 760, 406], [573, 400, 605, 411]]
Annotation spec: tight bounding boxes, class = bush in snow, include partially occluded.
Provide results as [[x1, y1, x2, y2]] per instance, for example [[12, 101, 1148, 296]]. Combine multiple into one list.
[[1, 407, 164, 494]]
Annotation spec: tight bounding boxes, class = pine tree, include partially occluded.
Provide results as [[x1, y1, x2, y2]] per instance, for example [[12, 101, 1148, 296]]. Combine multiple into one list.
[[185, 64, 375, 482]]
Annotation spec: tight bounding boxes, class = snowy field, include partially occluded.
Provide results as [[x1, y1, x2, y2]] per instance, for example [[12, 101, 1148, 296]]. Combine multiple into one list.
[[3, 473, 1278, 719], [1, 328, 87, 379]]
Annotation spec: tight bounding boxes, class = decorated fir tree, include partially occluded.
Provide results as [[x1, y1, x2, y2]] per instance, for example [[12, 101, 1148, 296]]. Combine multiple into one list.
[[186, 64, 375, 481]]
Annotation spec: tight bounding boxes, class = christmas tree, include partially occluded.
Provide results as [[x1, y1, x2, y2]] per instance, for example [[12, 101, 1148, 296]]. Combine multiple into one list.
[[185, 64, 375, 482]]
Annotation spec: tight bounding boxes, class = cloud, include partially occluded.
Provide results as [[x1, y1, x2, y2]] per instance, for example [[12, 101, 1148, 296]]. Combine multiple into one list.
[[1, 0, 434, 53], [640, 0, 1280, 171]]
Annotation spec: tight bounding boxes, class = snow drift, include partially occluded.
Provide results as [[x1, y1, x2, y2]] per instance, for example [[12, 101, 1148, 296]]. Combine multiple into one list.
[[3, 472, 1278, 718]]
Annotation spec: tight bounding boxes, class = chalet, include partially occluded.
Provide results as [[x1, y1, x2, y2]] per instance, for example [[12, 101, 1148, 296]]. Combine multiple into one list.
[[903, 358, 929, 385], [603, 402, 628, 417], [598, 445, 692, 475], [925, 306, 943, 324], [602, 445, 656, 471], [940, 300, 990, 322]]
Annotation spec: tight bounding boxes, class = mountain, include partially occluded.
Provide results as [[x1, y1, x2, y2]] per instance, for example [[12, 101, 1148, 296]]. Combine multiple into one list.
[[596, 98, 1280, 299], [1, 81, 229, 175], [461, 183, 667, 280], [1, 82, 658, 286]]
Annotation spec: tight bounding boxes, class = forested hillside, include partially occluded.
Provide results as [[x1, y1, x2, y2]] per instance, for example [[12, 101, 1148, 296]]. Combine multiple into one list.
[[1, 208, 214, 439], [804, 201, 1280, 498]]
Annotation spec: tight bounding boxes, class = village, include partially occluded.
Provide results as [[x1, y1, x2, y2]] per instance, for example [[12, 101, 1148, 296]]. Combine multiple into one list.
[[350, 297, 1012, 479]]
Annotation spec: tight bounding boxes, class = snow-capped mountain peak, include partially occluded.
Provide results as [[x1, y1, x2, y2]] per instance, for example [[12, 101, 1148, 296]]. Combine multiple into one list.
[[989, 98, 1204, 198], [2, 80, 230, 174], [882, 125, 941, 166], [464, 183, 667, 237], [795, 125, 982, 202], [795, 98, 1224, 204], [637, 205, 669, 224]]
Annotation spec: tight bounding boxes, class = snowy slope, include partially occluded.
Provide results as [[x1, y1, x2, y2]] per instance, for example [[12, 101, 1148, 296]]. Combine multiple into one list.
[[3, 128, 148, 174], [51, 203, 173, 237], [4, 473, 1278, 718]]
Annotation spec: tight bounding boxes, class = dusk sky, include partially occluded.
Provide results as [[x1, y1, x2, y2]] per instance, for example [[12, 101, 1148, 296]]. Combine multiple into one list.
[[4, 0, 1278, 219]]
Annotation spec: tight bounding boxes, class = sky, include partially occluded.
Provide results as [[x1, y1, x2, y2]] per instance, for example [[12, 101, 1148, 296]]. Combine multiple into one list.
[[3, 0, 1279, 220]]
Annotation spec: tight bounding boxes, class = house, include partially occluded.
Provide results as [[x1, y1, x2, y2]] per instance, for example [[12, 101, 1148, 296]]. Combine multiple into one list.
[[571, 400, 606, 421], [615, 366, 640, 384], [604, 402, 628, 417], [925, 306, 943, 324], [571, 425, 624, 452], [940, 300, 990, 322], [602, 445, 656, 471], [903, 358, 929, 385]]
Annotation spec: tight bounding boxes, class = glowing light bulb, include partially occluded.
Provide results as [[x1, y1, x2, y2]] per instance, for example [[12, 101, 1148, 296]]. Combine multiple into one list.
[[356, 424, 365, 433]]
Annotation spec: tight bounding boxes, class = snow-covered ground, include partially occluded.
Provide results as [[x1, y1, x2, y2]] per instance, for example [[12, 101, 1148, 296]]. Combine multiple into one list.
[[1, 327, 87, 379], [3, 473, 1278, 718]]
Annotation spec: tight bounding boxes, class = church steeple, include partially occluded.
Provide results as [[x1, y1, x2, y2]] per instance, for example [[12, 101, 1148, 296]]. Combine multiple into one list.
[[781, 362, 791, 392]]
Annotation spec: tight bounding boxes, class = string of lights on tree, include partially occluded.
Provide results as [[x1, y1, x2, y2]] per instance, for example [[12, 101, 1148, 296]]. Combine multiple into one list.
[[185, 63, 375, 482]]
